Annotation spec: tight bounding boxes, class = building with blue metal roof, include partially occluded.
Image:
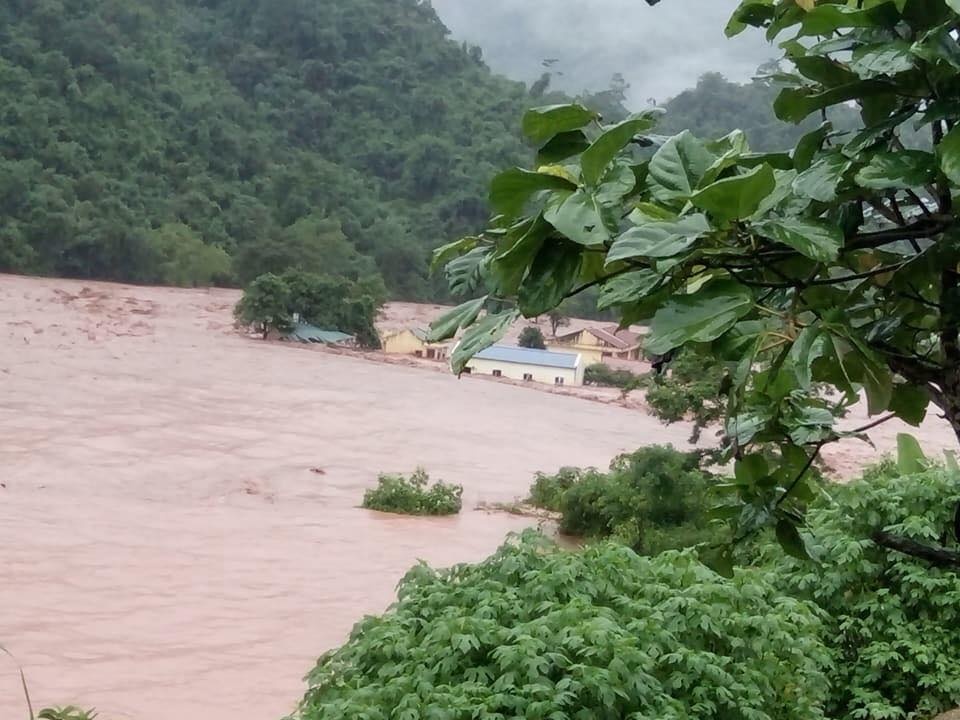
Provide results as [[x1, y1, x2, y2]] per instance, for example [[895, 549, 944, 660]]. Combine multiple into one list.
[[464, 344, 584, 386]]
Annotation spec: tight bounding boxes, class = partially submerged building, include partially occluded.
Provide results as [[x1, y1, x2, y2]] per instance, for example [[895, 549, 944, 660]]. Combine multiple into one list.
[[549, 326, 643, 364], [282, 321, 354, 346], [381, 327, 449, 361], [464, 345, 584, 386]]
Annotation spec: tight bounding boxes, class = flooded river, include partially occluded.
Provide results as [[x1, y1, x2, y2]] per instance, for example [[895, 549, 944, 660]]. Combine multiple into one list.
[[2, 274, 954, 719], [0, 275, 695, 720]]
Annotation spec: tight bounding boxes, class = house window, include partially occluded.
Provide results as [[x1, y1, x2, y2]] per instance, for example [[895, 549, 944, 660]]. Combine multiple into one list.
[[462, 367, 472, 374], [426, 348, 436, 359], [555, 377, 564, 386], [414, 350, 423, 358], [492, 369, 502, 377], [523, 373, 533, 381]]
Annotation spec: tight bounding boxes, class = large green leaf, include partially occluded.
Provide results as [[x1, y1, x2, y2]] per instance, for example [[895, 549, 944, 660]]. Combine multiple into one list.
[[445, 246, 490, 296], [889, 383, 929, 425], [490, 216, 550, 295], [776, 519, 812, 561], [758, 218, 843, 262], [594, 161, 638, 206], [581, 114, 658, 186], [536, 130, 590, 165], [489, 169, 577, 219], [792, 154, 849, 202], [842, 107, 917, 158], [597, 270, 661, 310], [522, 104, 597, 144], [799, 3, 899, 36], [646, 280, 754, 355], [607, 214, 711, 263], [647, 131, 717, 204], [699, 130, 750, 187], [725, 0, 776, 37], [517, 242, 583, 318], [854, 150, 936, 189], [937, 125, 960, 185], [849, 41, 916, 78], [789, 325, 826, 389], [450, 309, 520, 374], [543, 190, 611, 246], [428, 296, 488, 342], [837, 332, 893, 415], [690, 164, 776, 222], [431, 236, 479, 274], [896, 433, 928, 475], [774, 82, 889, 124], [793, 122, 831, 172]]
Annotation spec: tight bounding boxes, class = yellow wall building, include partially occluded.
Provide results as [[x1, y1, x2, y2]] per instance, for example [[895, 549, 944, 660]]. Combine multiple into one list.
[[549, 326, 642, 364], [381, 328, 449, 360], [464, 345, 584, 386]]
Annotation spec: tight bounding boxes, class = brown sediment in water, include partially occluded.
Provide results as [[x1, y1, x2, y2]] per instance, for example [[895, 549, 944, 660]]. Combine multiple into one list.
[[0, 273, 955, 720]]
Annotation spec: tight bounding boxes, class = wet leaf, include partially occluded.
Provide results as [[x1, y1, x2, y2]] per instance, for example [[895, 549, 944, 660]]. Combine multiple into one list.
[[522, 104, 597, 144], [646, 280, 754, 355]]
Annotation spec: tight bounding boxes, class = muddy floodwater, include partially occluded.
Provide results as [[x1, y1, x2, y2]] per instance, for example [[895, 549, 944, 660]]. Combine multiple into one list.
[[1, 274, 955, 720], [0, 275, 696, 719]]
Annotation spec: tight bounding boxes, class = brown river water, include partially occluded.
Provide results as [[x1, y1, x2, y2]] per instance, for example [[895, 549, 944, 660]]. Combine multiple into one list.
[[0, 275, 699, 719], [2, 274, 955, 720]]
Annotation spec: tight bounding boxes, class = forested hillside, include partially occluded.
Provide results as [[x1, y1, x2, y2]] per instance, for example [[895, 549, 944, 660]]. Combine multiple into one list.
[[0, 0, 887, 302], [0, 0, 533, 298]]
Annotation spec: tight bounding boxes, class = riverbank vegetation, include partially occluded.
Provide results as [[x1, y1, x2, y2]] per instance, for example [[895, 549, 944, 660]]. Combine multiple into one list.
[[296, 457, 960, 720]]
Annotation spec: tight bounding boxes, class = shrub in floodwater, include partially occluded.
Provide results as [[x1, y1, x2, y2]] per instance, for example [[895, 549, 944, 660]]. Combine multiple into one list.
[[583, 362, 642, 388], [39, 708, 100, 720], [362, 468, 462, 516], [292, 532, 830, 720], [526, 465, 583, 511], [529, 445, 714, 555]]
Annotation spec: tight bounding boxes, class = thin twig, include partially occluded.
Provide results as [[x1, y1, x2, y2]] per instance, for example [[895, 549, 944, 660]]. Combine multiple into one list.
[[776, 442, 825, 508]]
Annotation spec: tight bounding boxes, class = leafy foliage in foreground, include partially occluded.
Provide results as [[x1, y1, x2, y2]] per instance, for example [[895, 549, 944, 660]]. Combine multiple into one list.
[[361, 469, 463, 516], [234, 270, 383, 348], [529, 446, 714, 555], [431, 0, 960, 567], [294, 532, 829, 720], [771, 463, 960, 720]]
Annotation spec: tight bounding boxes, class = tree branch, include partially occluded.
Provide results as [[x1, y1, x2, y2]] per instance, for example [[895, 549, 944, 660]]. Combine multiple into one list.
[[872, 530, 960, 570], [846, 217, 951, 252], [776, 442, 825, 508]]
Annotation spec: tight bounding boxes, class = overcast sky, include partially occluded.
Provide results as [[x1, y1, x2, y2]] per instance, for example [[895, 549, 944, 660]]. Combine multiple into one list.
[[431, 0, 775, 108]]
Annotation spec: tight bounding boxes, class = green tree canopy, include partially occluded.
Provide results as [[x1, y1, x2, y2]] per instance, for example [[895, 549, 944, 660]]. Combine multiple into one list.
[[432, 0, 960, 571], [517, 325, 547, 349]]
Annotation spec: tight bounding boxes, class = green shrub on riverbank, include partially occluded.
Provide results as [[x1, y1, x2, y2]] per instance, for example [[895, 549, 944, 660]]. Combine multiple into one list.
[[766, 462, 960, 720], [362, 469, 462, 516], [294, 532, 829, 720], [530, 445, 714, 554]]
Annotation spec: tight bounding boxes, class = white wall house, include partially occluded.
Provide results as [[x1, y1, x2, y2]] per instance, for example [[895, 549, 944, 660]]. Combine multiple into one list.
[[463, 345, 584, 386]]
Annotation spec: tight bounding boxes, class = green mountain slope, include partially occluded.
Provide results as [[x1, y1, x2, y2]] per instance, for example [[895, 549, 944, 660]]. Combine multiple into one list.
[[0, 0, 532, 298]]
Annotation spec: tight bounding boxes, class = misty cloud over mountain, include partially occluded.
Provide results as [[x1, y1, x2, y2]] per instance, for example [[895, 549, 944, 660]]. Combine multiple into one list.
[[431, 0, 774, 107]]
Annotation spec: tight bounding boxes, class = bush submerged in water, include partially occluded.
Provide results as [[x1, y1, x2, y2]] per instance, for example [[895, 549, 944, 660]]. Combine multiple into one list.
[[293, 532, 830, 720], [530, 445, 714, 555], [362, 468, 463, 516]]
